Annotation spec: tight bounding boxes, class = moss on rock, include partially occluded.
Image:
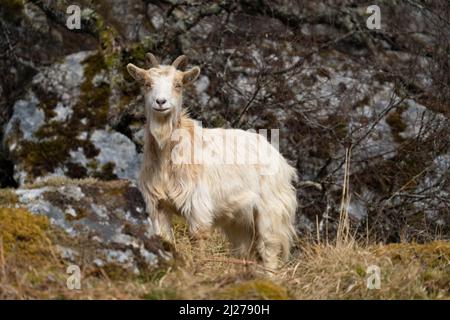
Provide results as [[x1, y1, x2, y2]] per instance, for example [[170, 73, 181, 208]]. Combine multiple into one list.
[[18, 138, 71, 178], [386, 105, 407, 143], [11, 51, 117, 181], [92, 162, 117, 180]]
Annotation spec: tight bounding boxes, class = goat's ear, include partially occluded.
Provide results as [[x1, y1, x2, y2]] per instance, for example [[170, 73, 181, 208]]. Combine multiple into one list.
[[182, 66, 200, 85], [127, 64, 146, 82]]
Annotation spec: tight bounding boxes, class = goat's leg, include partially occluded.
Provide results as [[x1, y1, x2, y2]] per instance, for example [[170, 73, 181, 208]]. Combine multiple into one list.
[[144, 198, 174, 243], [256, 237, 280, 271], [221, 221, 255, 258], [222, 192, 258, 259], [139, 181, 174, 242], [151, 210, 174, 242], [186, 213, 214, 252], [254, 210, 282, 271], [184, 191, 214, 250]]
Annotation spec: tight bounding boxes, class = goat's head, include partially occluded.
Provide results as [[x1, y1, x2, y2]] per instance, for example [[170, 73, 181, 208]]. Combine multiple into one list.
[[127, 53, 200, 119]]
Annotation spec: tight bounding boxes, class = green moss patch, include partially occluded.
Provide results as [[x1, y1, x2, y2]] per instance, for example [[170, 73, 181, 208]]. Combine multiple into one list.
[[0, 208, 52, 264], [18, 138, 72, 178], [217, 279, 290, 300], [143, 287, 179, 300]]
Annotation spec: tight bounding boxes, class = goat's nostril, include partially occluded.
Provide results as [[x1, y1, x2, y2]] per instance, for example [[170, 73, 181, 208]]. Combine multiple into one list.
[[156, 98, 167, 106]]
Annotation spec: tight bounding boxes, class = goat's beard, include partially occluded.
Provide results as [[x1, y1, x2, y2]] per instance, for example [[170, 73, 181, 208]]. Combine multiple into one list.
[[148, 107, 180, 149]]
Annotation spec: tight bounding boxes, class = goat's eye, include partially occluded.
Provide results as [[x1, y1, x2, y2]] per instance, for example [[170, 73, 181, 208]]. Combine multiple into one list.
[[144, 83, 152, 89]]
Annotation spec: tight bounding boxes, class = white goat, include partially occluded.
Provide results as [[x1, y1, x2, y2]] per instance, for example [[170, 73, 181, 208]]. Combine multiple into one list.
[[127, 53, 297, 269]]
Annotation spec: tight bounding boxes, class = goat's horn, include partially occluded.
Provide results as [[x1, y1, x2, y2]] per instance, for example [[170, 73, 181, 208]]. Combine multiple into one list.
[[146, 53, 159, 68], [172, 55, 187, 69]]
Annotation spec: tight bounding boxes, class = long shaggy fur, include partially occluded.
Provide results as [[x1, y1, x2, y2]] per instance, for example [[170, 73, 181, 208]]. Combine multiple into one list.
[[128, 57, 297, 269], [139, 110, 298, 269]]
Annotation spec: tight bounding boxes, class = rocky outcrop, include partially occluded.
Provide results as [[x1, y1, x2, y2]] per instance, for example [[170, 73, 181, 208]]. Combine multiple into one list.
[[3, 51, 141, 184], [1, 179, 171, 273], [1, 0, 449, 242]]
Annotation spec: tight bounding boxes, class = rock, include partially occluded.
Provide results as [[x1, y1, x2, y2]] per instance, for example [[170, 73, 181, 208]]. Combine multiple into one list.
[[3, 51, 142, 184], [23, 1, 49, 33], [90, 129, 141, 180], [415, 152, 450, 226], [109, 0, 153, 40], [5, 93, 45, 141], [147, 4, 165, 30], [4, 179, 171, 273]]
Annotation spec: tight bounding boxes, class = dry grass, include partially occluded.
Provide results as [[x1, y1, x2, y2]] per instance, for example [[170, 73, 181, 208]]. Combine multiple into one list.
[[135, 215, 450, 300], [0, 209, 448, 299], [0, 189, 18, 207], [21, 176, 99, 189], [0, 154, 449, 299]]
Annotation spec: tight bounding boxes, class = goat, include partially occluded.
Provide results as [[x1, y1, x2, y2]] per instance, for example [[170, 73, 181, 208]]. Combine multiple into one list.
[[127, 53, 298, 269]]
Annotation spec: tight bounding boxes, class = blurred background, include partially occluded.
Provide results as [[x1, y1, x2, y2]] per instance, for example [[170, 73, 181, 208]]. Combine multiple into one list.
[[0, 0, 449, 299]]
